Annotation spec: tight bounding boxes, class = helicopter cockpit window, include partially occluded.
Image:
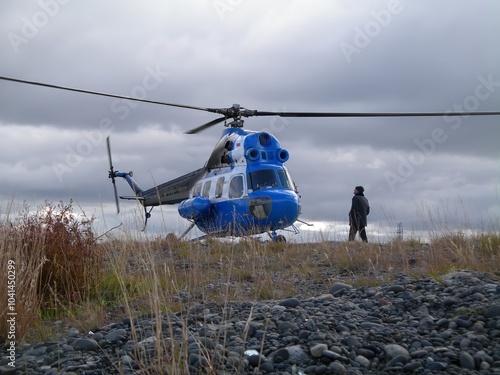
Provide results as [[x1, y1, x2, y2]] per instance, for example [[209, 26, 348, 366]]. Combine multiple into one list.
[[248, 169, 278, 191], [278, 169, 297, 191], [192, 182, 202, 197], [215, 177, 224, 198], [277, 170, 290, 189], [229, 175, 244, 198], [202, 181, 211, 197]]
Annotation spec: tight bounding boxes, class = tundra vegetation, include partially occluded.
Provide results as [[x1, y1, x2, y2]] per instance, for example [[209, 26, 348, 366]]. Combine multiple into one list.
[[1, 200, 498, 353]]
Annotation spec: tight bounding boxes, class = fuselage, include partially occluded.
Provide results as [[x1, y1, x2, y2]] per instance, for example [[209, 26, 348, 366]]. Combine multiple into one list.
[[178, 128, 301, 237]]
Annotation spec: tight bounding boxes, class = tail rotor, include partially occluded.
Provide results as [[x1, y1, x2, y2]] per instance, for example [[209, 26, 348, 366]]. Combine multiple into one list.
[[106, 136, 120, 214]]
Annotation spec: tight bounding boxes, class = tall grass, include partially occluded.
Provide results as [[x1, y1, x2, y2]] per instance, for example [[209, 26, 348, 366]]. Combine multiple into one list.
[[0, 200, 101, 342], [0, 199, 498, 372]]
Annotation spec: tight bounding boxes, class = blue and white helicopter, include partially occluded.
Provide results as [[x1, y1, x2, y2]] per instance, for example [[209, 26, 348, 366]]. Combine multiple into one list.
[[107, 106, 302, 242], [2, 75, 499, 242]]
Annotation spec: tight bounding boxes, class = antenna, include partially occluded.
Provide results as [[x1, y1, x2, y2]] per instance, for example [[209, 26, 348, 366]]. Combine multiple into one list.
[[397, 222, 403, 241]]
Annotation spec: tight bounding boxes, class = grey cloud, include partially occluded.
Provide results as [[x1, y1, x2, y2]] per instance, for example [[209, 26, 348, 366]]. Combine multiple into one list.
[[1, 0, 498, 238]]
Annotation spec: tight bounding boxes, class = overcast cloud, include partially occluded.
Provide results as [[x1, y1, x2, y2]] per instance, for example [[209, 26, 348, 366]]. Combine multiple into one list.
[[1, 0, 499, 241]]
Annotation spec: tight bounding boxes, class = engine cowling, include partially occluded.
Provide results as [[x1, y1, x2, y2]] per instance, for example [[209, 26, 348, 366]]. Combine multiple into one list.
[[178, 197, 211, 220]]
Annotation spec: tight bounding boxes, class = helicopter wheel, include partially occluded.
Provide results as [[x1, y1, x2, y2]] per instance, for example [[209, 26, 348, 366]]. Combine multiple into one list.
[[275, 234, 286, 243]]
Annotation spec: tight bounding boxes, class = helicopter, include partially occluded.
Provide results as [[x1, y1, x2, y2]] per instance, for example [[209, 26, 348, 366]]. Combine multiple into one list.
[[1, 75, 500, 242], [106, 108, 301, 242]]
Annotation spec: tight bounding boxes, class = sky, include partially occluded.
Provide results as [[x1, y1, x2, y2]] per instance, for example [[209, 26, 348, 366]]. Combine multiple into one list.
[[0, 0, 499, 242]]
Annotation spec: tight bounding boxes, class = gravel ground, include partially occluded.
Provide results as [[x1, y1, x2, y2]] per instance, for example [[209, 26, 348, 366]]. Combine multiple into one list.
[[2, 268, 499, 374]]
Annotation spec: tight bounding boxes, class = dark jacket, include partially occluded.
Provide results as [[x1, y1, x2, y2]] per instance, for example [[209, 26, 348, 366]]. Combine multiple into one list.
[[349, 193, 370, 227]]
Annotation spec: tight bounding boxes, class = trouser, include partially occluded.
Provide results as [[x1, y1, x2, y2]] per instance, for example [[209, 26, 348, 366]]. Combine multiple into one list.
[[349, 224, 368, 242]]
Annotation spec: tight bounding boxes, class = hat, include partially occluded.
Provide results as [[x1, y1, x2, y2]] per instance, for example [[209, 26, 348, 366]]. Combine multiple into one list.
[[355, 186, 364, 193]]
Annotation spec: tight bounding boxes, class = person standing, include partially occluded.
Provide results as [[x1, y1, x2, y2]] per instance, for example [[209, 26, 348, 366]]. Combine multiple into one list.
[[349, 186, 370, 242]]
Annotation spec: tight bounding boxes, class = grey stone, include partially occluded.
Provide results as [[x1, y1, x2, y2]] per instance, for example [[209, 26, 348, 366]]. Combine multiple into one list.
[[286, 345, 309, 363], [354, 355, 370, 368], [67, 327, 80, 337], [310, 343, 328, 358], [72, 338, 99, 351], [329, 283, 352, 296], [386, 284, 405, 293], [484, 305, 500, 318], [329, 362, 347, 374], [104, 328, 128, 343], [279, 297, 300, 308], [460, 351, 476, 370], [121, 354, 135, 366], [384, 344, 409, 359]]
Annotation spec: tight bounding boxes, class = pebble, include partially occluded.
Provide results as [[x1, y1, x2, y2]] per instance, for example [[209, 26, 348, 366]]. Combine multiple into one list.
[[2, 270, 499, 374]]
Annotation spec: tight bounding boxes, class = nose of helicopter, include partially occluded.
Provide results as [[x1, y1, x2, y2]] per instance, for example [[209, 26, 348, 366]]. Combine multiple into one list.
[[249, 189, 300, 229]]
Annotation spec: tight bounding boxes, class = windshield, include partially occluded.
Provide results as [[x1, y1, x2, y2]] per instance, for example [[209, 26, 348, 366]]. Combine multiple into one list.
[[248, 169, 278, 191], [278, 169, 297, 191]]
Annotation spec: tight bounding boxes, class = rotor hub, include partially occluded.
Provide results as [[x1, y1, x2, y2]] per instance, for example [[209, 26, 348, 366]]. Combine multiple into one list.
[[225, 119, 244, 128]]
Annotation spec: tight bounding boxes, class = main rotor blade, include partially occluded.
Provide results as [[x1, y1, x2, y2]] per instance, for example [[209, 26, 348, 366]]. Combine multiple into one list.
[[185, 116, 227, 134], [3, 75, 498, 124], [247, 110, 500, 118], [0, 75, 210, 113]]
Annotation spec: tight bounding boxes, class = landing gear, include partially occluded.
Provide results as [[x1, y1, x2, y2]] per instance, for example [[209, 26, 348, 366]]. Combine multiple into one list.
[[268, 231, 286, 243], [276, 234, 286, 243], [178, 222, 196, 240], [142, 206, 154, 231]]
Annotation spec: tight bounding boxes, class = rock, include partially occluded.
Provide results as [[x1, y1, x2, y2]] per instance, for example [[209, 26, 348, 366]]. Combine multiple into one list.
[[354, 355, 370, 368], [329, 282, 352, 296], [460, 351, 476, 370], [287, 345, 309, 363], [484, 304, 500, 318], [329, 362, 347, 374], [279, 297, 300, 308], [277, 321, 299, 332], [71, 338, 99, 351], [121, 354, 135, 366], [104, 329, 128, 343], [310, 343, 328, 357], [270, 347, 290, 363], [384, 344, 409, 359], [67, 327, 80, 337], [386, 284, 405, 293]]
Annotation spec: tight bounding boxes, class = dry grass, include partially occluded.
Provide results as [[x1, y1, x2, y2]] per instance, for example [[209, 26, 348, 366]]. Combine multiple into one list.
[[0, 200, 102, 341], [1, 199, 499, 372]]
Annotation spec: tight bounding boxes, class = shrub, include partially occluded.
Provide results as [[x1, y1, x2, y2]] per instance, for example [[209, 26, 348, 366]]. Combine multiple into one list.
[[0, 200, 102, 342]]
